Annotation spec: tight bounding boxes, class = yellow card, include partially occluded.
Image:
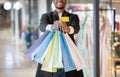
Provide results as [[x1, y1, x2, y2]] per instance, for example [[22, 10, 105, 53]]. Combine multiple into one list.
[[61, 17, 69, 22]]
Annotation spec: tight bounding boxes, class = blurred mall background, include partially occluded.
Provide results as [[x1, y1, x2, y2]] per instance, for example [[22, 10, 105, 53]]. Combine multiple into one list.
[[0, 0, 120, 77]]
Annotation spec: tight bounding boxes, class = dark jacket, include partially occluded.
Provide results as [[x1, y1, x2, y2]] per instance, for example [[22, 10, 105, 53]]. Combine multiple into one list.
[[39, 10, 80, 43]]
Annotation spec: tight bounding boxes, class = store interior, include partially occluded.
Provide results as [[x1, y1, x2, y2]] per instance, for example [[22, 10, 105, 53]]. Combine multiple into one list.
[[0, 0, 120, 77]]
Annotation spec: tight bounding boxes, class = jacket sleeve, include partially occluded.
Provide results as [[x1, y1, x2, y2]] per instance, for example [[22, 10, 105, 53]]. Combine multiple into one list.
[[39, 14, 50, 32], [70, 14, 80, 34]]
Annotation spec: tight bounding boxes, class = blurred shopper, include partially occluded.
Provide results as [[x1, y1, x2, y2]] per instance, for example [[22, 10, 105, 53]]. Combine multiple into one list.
[[25, 24, 32, 49]]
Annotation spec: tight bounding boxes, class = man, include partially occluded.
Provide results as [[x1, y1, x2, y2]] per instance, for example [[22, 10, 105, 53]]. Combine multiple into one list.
[[35, 0, 84, 77]]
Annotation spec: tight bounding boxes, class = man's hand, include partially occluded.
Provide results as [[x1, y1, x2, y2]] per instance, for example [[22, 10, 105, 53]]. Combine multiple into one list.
[[51, 21, 70, 33], [60, 22, 70, 33], [51, 20, 60, 30]]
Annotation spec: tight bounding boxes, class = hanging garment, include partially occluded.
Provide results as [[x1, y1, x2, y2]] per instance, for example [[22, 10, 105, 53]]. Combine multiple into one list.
[[76, 11, 94, 77], [99, 15, 112, 77]]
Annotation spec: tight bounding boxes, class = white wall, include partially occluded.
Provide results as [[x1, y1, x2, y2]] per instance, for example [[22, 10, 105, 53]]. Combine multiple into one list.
[[38, 0, 47, 22]]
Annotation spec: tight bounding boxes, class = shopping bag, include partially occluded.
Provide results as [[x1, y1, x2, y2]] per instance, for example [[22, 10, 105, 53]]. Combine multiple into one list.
[[24, 30, 50, 60], [41, 31, 63, 72], [30, 30, 55, 64], [51, 31, 63, 68], [64, 33, 86, 71], [60, 32, 76, 72], [41, 31, 57, 72]]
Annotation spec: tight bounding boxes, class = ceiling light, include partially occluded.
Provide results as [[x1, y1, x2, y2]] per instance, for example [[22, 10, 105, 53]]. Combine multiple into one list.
[[3, 1, 12, 10]]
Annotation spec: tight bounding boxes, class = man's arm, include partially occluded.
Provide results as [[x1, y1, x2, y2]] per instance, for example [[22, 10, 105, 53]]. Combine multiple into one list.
[[61, 14, 80, 34], [39, 14, 50, 32], [70, 14, 80, 34], [39, 14, 59, 32]]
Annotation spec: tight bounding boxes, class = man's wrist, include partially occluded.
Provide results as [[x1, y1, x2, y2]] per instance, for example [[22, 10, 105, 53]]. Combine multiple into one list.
[[46, 24, 52, 31], [68, 26, 74, 34]]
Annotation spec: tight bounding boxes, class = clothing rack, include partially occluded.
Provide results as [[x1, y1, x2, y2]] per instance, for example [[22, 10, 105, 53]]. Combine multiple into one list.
[[71, 9, 115, 11], [71, 9, 116, 31]]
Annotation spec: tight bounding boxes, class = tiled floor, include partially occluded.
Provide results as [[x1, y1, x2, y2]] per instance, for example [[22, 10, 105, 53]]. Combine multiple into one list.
[[0, 28, 120, 77], [0, 28, 38, 77]]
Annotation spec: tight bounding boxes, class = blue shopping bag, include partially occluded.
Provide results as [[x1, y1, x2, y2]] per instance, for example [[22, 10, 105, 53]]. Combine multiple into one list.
[[60, 32, 76, 72], [33, 30, 55, 64], [24, 30, 50, 60]]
